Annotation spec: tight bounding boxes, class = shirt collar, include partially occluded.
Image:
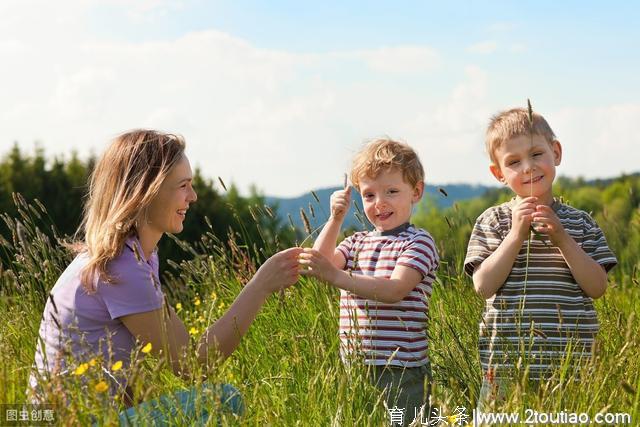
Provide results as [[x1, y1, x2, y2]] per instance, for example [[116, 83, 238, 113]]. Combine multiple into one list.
[[370, 222, 412, 237], [124, 234, 154, 263]]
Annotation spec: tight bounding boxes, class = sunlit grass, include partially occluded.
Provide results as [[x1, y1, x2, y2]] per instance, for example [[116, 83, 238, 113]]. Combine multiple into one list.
[[0, 195, 638, 425]]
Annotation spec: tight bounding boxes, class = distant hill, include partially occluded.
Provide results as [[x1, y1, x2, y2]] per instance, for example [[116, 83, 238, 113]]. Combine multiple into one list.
[[266, 183, 496, 232]]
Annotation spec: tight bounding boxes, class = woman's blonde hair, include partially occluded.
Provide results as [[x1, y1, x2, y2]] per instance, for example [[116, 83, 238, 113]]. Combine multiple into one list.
[[77, 129, 185, 292]]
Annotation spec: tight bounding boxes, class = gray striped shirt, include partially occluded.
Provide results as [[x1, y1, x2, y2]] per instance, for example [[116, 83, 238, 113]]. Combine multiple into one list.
[[464, 199, 617, 380]]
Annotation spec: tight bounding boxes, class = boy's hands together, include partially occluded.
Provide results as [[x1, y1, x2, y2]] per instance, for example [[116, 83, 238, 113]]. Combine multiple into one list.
[[532, 205, 569, 247], [298, 248, 340, 283], [510, 196, 537, 241], [330, 186, 352, 222]]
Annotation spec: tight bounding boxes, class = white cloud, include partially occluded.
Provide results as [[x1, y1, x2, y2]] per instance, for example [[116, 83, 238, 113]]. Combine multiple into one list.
[[356, 45, 441, 73], [467, 41, 498, 55], [551, 104, 640, 179], [400, 65, 493, 185], [0, 4, 445, 196]]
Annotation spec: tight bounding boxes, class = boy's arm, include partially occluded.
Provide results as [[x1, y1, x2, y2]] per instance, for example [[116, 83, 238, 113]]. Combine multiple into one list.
[[299, 248, 422, 304], [312, 187, 351, 269], [532, 205, 608, 298], [472, 232, 524, 299], [472, 197, 537, 299], [313, 217, 347, 269]]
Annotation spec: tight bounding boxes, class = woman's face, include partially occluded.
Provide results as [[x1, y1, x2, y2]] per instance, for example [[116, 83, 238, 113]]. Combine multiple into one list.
[[145, 155, 198, 236]]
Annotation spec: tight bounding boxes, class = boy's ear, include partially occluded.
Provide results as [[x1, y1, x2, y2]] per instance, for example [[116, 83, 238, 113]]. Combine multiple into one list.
[[412, 180, 425, 202], [489, 164, 505, 184], [552, 140, 562, 166]]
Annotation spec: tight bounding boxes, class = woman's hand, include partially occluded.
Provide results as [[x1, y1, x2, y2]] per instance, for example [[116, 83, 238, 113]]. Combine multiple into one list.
[[298, 248, 340, 283], [253, 247, 303, 294]]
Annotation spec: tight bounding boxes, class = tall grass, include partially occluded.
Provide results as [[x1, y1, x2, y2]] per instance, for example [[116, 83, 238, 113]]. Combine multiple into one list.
[[0, 195, 638, 425]]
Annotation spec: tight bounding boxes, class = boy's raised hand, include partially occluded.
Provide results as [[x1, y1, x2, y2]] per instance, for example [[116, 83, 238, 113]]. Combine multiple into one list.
[[532, 205, 568, 247], [330, 185, 352, 222], [510, 196, 537, 241]]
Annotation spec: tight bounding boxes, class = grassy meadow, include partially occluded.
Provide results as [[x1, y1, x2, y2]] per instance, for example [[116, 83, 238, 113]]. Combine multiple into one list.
[[0, 189, 639, 426]]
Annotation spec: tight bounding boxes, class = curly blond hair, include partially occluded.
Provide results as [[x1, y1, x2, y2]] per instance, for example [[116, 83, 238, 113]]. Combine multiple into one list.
[[350, 138, 424, 191]]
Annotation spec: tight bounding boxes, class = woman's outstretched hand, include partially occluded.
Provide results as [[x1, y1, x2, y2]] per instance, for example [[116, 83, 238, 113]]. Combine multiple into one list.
[[254, 247, 304, 294]]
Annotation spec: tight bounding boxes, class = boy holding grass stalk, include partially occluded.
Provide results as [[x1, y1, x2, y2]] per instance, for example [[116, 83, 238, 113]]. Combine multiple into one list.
[[464, 107, 617, 410], [298, 138, 439, 425]]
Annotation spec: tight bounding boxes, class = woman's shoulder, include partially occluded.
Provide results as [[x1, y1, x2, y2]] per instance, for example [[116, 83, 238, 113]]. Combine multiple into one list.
[[49, 252, 90, 294], [107, 237, 157, 274]]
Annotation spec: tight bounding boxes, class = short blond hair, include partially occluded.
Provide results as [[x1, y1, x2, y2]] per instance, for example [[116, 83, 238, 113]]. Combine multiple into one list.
[[486, 108, 557, 164], [350, 138, 424, 191]]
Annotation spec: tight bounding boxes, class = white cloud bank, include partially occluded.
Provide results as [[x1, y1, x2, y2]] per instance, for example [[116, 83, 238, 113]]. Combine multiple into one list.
[[0, 2, 638, 197]]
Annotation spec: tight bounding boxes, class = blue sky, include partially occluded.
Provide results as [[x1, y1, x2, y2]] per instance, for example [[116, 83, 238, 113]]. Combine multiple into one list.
[[1, 1, 638, 196]]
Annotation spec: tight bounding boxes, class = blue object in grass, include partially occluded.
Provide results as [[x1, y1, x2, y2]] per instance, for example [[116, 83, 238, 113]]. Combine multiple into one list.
[[118, 383, 244, 426]]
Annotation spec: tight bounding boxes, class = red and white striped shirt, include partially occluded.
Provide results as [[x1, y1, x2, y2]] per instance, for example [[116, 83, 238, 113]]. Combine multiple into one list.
[[336, 223, 439, 367]]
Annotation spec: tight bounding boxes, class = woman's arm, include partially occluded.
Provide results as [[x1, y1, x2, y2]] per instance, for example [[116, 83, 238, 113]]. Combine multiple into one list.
[[120, 247, 302, 375]]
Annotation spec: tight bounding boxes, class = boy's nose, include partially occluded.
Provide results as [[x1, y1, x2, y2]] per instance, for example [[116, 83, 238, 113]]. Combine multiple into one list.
[[522, 160, 534, 173]]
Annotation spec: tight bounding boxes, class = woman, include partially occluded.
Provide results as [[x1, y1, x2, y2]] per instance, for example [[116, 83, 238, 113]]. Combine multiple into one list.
[[28, 130, 301, 424]]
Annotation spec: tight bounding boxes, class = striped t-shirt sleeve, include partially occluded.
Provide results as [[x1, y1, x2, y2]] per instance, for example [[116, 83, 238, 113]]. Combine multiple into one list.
[[336, 234, 355, 267], [581, 214, 617, 272], [396, 234, 438, 278], [464, 211, 502, 276]]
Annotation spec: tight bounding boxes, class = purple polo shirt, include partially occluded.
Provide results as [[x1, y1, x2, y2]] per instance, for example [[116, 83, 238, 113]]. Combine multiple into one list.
[[29, 236, 164, 397]]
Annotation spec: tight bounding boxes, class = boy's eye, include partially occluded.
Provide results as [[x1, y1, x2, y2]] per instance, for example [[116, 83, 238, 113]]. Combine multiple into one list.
[[533, 152, 542, 157], [364, 194, 374, 199], [388, 189, 398, 194], [508, 160, 520, 166]]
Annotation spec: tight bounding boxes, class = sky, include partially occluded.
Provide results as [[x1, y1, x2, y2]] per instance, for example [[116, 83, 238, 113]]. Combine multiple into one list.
[[1, 0, 639, 197]]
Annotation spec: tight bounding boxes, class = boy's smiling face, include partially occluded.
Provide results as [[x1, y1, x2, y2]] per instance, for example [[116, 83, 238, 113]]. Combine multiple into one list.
[[489, 134, 562, 205], [359, 168, 423, 232]]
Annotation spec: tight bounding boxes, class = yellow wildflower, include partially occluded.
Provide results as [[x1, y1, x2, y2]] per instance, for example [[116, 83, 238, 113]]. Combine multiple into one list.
[[94, 381, 109, 393], [141, 342, 152, 353], [88, 358, 97, 367], [111, 361, 123, 371], [175, 303, 182, 311], [198, 315, 205, 323], [189, 327, 198, 336], [194, 298, 201, 306], [74, 363, 88, 376]]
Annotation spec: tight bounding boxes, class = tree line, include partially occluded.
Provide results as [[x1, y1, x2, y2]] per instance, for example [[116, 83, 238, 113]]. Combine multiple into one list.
[[0, 144, 294, 273], [1, 144, 638, 287]]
